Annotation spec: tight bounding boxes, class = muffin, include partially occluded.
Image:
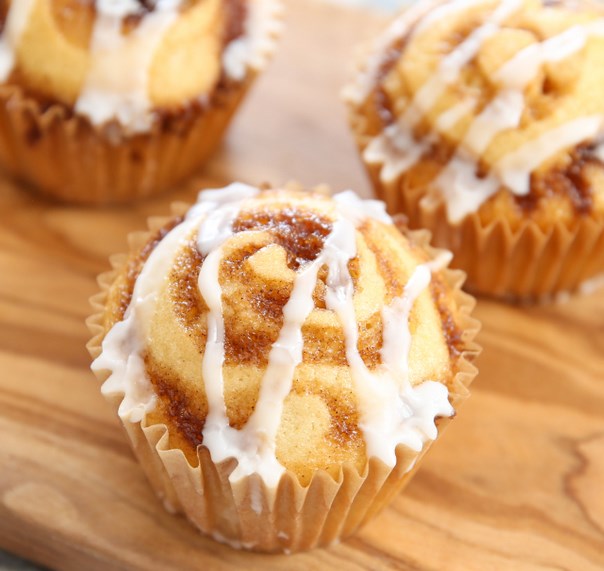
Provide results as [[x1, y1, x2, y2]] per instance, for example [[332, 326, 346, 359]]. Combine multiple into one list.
[[87, 183, 479, 552], [346, 0, 604, 301], [0, 0, 280, 204]]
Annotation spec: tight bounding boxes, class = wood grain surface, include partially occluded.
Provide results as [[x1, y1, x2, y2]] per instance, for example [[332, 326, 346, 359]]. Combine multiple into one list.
[[1, 1, 603, 570]]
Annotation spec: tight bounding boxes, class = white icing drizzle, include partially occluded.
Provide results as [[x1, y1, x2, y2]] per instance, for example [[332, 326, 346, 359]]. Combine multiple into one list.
[[333, 188, 394, 225], [343, 0, 485, 105], [380, 252, 451, 386], [255, 191, 450, 469], [327, 250, 450, 465], [364, 0, 522, 176], [373, 252, 454, 464], [226, 252, 333, 483], [94, 185, 455, 487], [96, 0, 142, 17], [196, 190, 399, 485], [495, 116, 604, 195], [0, 0, 36, 82], [93, 183, 258, 420], [363, 0, 604, 223], [437, 19, 604, 221], [463, 90, 525, 156], [436, 98, 478, 132], [435, 156, 500, 223], [404, 0, 523, 129], [364, 125, 433, 181], [223, 0, 282, 81], [493, 24, 598, 88], [194, 184, 296, 488], [76, 0, 183, 132], [93, 214, 203, 422]]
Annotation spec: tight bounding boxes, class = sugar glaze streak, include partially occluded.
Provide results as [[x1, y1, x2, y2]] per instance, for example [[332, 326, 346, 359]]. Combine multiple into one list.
[[92, 214, 203, 421], [95, 185, 454, 487], [76, 0, 184, 132]]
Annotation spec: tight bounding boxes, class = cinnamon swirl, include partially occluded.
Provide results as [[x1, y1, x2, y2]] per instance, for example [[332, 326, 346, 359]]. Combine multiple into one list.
[[88, 183, 480, 552], [347, 0, 604, 300]]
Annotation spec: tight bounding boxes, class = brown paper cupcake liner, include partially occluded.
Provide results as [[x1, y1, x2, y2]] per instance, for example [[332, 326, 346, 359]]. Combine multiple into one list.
[[0, 0, 282, 206], [0, 80, 255, 205], [348, 108, 604, 302], [86, 201, 480, 553]]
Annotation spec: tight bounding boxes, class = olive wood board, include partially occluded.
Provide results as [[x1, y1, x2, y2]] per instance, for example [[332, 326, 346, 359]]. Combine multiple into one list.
[[0, 1, 603, 570]]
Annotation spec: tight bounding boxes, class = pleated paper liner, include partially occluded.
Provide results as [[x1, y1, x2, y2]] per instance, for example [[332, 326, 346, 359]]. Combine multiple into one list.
[[347, 103, 604, 302], [366, 158, 604, 302], [86, 200, 480, 553], [0, 79, 256, 205], [0, 0, 282, 206]]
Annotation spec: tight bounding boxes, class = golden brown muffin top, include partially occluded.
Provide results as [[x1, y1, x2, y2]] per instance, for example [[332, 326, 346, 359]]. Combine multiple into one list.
[[0, 0, 270, 131], [349, 0, 604, 229], [93, 184, 472, 487]]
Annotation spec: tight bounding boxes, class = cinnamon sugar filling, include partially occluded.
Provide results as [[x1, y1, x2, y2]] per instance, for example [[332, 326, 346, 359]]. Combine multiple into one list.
[[109, 206, 463, 452], [362, 0, 604, 217]]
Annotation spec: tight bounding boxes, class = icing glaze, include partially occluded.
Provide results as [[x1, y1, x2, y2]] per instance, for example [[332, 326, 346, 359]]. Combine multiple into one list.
[[495, 116, 604, 195], [364, 125, 433, 183], [76, 1, 183, 132], [342, 0, 443, 105], [223, 0, 282, 81], [403, 0, 523, 130], [363, 0, 522, 177], [360, 0, 604, 223], [436, 98, 478, 132], [96, 0, 143, 17], [435, 156, 500, 222], [93, 214, 203, 422], [343, 0, 488, 106], [94, 185, 455, 487]]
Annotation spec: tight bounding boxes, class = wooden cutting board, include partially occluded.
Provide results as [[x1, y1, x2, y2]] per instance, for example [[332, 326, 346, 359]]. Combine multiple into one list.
[[1, 1, 603, 570]]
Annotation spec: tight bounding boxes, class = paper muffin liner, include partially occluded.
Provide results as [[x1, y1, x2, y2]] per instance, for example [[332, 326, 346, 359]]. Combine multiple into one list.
[[415, 195, 604, 302], [348, 107, 604, 302], [86, 201, 481, 553], [0, 0, 282, 206]]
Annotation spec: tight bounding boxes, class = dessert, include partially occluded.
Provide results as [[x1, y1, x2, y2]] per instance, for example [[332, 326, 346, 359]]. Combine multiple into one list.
[[87, 183, 479, 552], [346, 0, 604, 300], [0, 0, 280, 204]]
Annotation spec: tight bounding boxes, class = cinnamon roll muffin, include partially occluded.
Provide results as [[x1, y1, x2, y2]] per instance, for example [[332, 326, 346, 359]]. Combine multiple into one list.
[[346, 0, 604, 300], [0, 0, 280, 204], [87, 183, 479, 552]]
